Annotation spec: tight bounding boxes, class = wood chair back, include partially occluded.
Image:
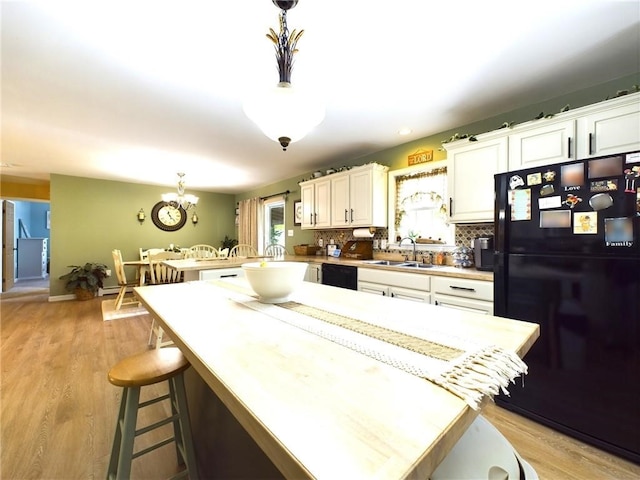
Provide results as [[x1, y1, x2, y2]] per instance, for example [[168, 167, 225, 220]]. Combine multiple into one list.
[[187, 244, 219, 259], [264, 244, 288, 257], [111, 249, 129, 285], [139, 248, 165, 261], [147, 251, 184, 285], [229, 244, 259, 258]]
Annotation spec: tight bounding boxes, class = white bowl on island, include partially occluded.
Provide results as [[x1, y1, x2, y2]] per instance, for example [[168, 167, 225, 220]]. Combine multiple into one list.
[[241, 261, 308, 303]]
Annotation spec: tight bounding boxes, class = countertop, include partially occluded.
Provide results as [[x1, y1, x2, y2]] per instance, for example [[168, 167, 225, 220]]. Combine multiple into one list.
[[134, 279, 537, 478], [163, 254, 494, 282]]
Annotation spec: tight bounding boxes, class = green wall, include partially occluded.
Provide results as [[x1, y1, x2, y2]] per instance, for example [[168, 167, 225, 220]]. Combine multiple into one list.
[[50, 175, 236, 296]]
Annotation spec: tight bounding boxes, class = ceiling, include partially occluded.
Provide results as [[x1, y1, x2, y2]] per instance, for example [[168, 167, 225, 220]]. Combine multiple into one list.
[[2, 1, 639, 194]]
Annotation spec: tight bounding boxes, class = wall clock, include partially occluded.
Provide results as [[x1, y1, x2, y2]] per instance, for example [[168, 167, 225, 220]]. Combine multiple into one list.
[[151, 201, 187, 231]]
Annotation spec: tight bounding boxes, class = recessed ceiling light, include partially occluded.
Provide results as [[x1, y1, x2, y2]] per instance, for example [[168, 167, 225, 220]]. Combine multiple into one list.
[[398, 128, 412, 136]]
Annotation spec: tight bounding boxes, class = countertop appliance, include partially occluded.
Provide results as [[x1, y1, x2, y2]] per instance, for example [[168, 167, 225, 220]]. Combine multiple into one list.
[[321, 263, 358, 290], [473, 236, 494, 271], [493, 151, 640, 463]]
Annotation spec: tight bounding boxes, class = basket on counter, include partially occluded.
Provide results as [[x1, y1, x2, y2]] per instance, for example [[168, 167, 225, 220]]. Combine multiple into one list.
[[294, 244, 321, 256]]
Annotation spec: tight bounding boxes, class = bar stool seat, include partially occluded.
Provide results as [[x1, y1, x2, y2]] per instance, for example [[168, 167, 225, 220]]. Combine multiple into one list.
[[107, 348, 198, 480]]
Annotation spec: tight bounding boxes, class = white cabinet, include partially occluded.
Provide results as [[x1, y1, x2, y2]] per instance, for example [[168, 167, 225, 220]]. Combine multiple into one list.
[[330, 163, 388, 228], [445, 136, 508, 223], [357, 268, 431, 303], [300, 178, 331, 229], [431, 276, 493, 315], [199, 267, 244, 281], [576, 95, 640, 158], [17, 238, 47, 279], [508, 119, 576, 170], [304, 263, 322, 284]]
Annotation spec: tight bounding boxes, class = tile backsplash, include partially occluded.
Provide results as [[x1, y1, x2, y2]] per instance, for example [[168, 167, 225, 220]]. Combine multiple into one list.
[[309, 223, 494, 253]]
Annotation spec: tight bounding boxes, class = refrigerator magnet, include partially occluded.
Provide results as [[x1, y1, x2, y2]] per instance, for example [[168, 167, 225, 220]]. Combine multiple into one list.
[[539, 195, 562, 209], [624, 166, 639, 193], [588, 156, 622, 178], [589, 193, 614, 211], [510, 188, 531, 221], [573, 212, 597, 234], [540, 184, 555, 196], [561, 163, 585, 188], [590, 179, 618, 192], [636, 188, 640, 215], [563, 194, 583, 208], [543, 170, 556, 182], [509, 175, 525, 189], [527, 173, 542, 186], [604, 217, 634, 247]]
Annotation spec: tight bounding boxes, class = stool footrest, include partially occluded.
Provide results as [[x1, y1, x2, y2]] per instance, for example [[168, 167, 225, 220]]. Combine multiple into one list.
[[139, 393, 170, 409], [135, 413, 180, 436], [132, 436, 176, 459]]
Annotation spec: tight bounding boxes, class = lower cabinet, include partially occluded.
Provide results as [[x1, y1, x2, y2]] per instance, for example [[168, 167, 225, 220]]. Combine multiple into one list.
[[357, 268, 431, 303], [199, 267, 244, 281], [304, 263, 322, 284], [431, 276, 493, 315]]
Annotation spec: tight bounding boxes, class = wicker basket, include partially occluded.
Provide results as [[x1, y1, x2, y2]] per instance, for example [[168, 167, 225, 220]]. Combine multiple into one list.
[[74, 288, 95, 301], [293, 245, 321, 256]]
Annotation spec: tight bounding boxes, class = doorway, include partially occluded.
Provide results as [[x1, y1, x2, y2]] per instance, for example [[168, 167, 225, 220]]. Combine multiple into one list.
[[262, 197, 285, 252]]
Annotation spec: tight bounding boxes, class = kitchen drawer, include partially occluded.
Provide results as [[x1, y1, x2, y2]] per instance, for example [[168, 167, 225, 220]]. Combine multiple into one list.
[[358, 268, 431, 291], [431, 276, 493, 302], [199, 267, 244, 281]]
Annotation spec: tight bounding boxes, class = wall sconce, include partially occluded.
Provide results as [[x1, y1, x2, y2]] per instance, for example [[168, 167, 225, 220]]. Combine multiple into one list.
[[137, 208, 146, 224], [191, 212, 199, 225]]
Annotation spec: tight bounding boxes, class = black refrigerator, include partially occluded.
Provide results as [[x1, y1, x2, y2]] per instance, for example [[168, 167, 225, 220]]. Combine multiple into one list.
[[494, 151, 640, 464]]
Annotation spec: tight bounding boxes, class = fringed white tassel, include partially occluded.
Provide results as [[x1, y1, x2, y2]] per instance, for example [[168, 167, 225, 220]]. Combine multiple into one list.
[[434, 346, 529, 410]]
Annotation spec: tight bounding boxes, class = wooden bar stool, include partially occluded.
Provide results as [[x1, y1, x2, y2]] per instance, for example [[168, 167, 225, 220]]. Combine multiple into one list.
[[106, 348, 198, 480]]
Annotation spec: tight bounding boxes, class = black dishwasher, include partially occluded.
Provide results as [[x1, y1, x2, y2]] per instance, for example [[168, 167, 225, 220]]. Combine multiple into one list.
[[321, 263, 358, 290]]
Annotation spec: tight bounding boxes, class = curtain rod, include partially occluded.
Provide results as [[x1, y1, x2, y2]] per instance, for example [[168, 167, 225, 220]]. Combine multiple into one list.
[[259, 190, 291, 201]]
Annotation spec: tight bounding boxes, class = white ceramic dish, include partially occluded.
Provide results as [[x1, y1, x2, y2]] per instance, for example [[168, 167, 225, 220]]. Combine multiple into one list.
[[241, 261, 308, 303]]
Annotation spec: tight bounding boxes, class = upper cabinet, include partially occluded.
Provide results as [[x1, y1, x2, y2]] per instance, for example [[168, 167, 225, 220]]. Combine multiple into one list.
[[330, 163, 388, 228], [445, 135, 508, 223], [300, 163, 388, 230], [508, 119, 576, 170], [300, 178, 331, 229], [576, 96, 640, 158]]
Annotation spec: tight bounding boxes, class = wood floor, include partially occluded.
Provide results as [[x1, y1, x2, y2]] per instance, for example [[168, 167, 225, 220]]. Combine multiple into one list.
[[1, 292, 639, 479]]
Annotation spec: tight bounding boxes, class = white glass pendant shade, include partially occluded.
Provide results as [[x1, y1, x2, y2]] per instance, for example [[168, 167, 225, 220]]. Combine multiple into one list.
[[243, 82, 325, 150]]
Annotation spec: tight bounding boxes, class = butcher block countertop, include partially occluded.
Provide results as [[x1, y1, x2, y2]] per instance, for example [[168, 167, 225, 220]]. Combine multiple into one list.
[[134, 279, 536, 479], [163, 254, 493, 282]]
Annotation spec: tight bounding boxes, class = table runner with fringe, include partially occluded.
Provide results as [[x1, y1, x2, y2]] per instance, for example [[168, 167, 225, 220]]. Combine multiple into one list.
[[207, 281, 528, 410]]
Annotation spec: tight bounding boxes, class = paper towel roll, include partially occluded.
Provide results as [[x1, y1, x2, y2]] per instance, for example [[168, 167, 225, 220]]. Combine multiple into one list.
[[353, 227, 375, 238]]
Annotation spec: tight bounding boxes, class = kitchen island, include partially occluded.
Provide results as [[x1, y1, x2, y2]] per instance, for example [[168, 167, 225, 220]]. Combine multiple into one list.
[[134, 278, 538, 479]]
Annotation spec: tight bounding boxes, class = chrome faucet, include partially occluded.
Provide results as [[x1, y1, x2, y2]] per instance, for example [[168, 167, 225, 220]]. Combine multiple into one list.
[[399, 237, 417, 262]]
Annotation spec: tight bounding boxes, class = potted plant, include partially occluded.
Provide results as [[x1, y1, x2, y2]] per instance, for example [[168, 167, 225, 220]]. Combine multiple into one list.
[[59, 262, 109, 300]]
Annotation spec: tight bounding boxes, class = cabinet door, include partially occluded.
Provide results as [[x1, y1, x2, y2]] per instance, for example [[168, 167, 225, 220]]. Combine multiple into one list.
[[433, 294, 493, 314], [314, 179, 332, 228], [330, 174, 350, 227], [508, 119, 576, 170], [447, 136, 508, 223], [300, 183, 315, 229], [358, 281, 388, 296], [389, 286, 431, 303], [349, 168, 373, 226], [577, 102, 640, 158], [304, 264, 322, 283]]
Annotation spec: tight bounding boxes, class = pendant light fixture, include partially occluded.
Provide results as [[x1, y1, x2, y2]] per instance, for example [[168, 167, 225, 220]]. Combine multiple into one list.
[[162, 172, 199, 211], [243, 0, 324, 151]]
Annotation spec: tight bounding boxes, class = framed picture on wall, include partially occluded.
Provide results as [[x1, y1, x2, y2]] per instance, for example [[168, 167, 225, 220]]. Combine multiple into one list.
[[293, 201, 302, 226]]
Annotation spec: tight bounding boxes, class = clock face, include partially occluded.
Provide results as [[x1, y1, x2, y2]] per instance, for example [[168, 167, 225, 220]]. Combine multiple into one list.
[[151, 201, 187, 231]]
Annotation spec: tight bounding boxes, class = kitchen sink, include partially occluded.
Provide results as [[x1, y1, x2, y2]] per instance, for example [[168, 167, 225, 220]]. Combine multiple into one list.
[[362, 260, 407, 266], [397, 262, 435, 269]]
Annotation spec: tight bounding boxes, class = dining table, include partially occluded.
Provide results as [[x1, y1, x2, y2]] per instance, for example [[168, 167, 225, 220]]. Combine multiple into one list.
[[134, 277, 539, 479]]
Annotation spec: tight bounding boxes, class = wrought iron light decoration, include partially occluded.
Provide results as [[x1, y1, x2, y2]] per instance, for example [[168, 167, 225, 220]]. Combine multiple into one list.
[[243, 0, 324, 151], [161, 173, 199, 211]]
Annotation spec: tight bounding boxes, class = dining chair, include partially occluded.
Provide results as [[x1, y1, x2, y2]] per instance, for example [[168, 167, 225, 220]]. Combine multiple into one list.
[[229, 244, 259, 258], [264, 244, 288, 257], [139, 247, 165, 261], [187, 244, 219, 259], [146, 251, 184, 348], [111, 249, 141, 310]]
